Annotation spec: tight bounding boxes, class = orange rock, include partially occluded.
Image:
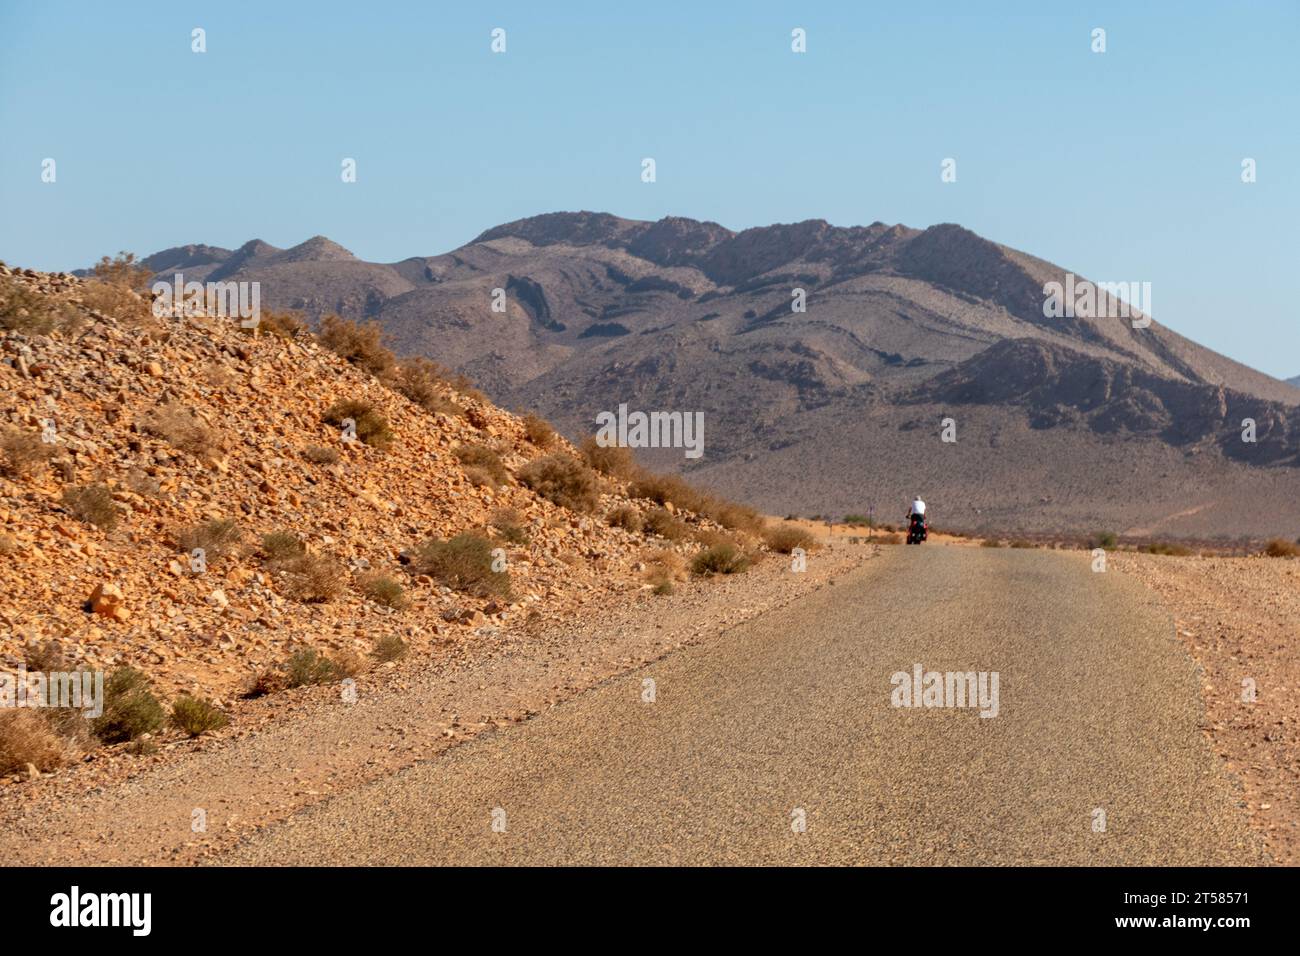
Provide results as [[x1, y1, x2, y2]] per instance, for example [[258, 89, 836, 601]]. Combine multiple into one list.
[[89, 581, 129, 622]]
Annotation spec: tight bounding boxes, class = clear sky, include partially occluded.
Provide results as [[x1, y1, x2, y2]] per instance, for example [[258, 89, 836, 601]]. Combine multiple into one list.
[[1, 1, 1296, 376]]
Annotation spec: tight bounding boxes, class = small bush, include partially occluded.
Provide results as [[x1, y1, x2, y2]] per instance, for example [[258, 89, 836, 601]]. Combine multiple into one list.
[[0, 427, 55, 477], [285, 647, 342, 688], [490, 507, 530, 544], [1139, 542, 1193, 556], [24, 638, 66, 671], [177, 518, 242, 565], [261, 530, 306, 566], [250, 308, 307, 340], [359, 572, 408, 609], [607, 505, 644, 533], [844, 514, 873, 528], [518, 455, 600, 512], [140, 401, 224, 458], [705, 500, 765, 536], [62, 483, 120, 531], [629, 473, 707, 513], [763, 524, 817, 554], [980, 538, 1005, 548], [303, 444, 340, 465], [322, 399, 394, 450], [691, 542, 751, 576], [643, 548, 685, 591], [279, 553, 345, 603], [1091, 531, 1118, 549], [522, 412, 556, 449], [170, 695, 229, 737], [409, 533, 511, 598], [92, 667, 165, 743], [1009, 539, 1035, 549], [318, 314, 396, 377], [372, 634, 409, 663], [0, 276, 80, 334], [1264, 538, 1299, 558], [0, 710, 67, 775], [454, 443, 509, 488], [91, 251, 152, 292], [394, 357, 465, 417], [644, 507, 689, 541], [579, 437, 638, 479]]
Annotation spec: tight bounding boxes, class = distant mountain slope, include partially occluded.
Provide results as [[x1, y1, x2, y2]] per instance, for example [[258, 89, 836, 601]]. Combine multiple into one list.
[[126, 214, 1300, 534]]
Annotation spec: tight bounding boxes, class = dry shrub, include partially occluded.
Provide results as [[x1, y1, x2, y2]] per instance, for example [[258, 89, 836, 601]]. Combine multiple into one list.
[[580, 437, 637, 478], [454, 443, 509, 488], [0, 710, 68, 775], [284, 647, 351, 688], [644, 507, 689, 541], [1, 427, 55, 477], [490, 507, 530, 544], [140, 401, 225, 458], [91, 251, 152, 292], [62, 483, 120, 531], [762, 523, 817, 554], [260, 530, 305, 566], [322, 399, 394, 450], [80, 279, 152, 324], [303, 444, 340, 465], [359, 572, 408, 609], [170, 695, 229, 737], [394, 357, 465, 417], [644, 548, 686, 592], [1009, 539, 1036, 549], [517, 455, 600, 512], [92, 667, 165, 743], [0, 276, 81, 335], [691, 542, 751, 576], [319, 314, 395, 377], [1263, 539, 1298, 558], [522, 412, 556, 449], [372, 634, 409, 663], [177, 518, 242, 565], [629, 472, 708, 513], [249, 308, 306, 340], [704, 500, 765, 536], [607, 504, 644, 533], [980, 538, 1004, 548], [409, 533, 511, 598], [279, 553, 345, 603]]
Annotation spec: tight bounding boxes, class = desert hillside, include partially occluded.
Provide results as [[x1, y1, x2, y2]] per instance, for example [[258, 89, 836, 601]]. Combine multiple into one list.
[[0, 261, 784, 718]]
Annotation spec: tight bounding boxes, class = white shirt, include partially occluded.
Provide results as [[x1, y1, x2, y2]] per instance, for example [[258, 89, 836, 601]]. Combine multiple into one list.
[[910, 499, 926, 515]]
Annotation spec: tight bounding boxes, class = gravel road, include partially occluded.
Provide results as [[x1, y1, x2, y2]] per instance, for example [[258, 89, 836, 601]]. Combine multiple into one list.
[[218, 546, 1264, 865]]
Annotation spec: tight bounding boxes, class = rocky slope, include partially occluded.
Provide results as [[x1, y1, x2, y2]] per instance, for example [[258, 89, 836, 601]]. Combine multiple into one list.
[[0, 264, 751, 711]]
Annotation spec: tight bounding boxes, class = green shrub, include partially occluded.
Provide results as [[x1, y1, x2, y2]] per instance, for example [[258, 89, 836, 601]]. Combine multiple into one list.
[[170, 695, 229, 737], [285, 647, 343, 688], [92, 667, 165, 743], [1091, 531, 1118, 549]]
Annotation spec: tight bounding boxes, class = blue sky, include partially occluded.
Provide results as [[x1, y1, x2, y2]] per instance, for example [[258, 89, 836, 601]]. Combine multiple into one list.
[[1, 1, 1296, 376]]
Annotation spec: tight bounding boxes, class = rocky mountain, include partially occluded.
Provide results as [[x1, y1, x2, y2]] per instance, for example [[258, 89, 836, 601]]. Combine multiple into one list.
[[129, 214, 1300, 536]]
